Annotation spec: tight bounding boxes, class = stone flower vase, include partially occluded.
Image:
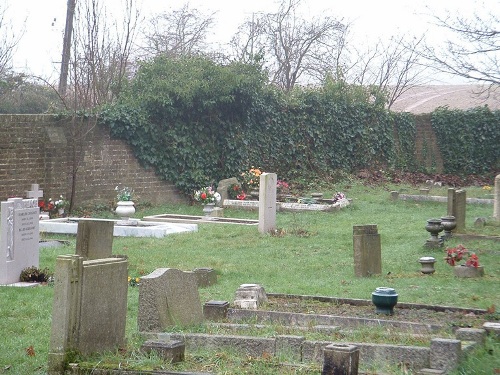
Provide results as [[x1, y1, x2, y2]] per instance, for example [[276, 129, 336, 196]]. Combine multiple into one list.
[[453, 265, 485, 278], [116, 201, 135, 221], [419, 256, 436, 274], [202, 202, 216, 218]]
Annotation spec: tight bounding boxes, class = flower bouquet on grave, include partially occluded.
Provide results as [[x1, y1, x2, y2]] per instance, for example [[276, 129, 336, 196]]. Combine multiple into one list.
[[193, 186, 221, 205], [444, 244, 484, 277], [332, 192, 347, 204], [241, 166, 262, 191], [115, 186, 134, 202], [228, 183, 246, 200]]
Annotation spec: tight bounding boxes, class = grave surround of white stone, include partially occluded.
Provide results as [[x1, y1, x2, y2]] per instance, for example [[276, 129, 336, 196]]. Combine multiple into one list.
[[0, 197, 40, 284]]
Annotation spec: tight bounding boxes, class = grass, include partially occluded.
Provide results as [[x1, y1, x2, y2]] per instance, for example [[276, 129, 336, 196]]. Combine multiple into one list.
[[1, 181, 499, 374]]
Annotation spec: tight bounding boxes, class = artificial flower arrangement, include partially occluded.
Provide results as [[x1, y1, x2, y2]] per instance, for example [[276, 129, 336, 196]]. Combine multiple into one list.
[[241, 166, 263, 190], [38, 199, 54, 212], [276, 179, 290, 195], [54, 195, 68, 209], [332, 192, 347, 204], [115, 186, 134, 201], [444, 244, 480, 267], [228, 183, 246, 200], [194, 186, 221, 204]]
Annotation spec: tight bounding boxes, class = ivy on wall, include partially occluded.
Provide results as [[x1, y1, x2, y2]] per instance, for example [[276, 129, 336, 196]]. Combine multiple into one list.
[[432, 106, 500, 175], [101, 56, 499, 196]]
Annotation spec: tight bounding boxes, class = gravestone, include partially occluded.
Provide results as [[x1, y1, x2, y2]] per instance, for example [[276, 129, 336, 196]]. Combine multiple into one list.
[[138, 268, 204, 332], [26, 183, 44, 200], [322, 343, 359, 375], [494, 174, 500, 221], [353, 224, 381, 277], [447, 188, 466, 232], [75, 219, 114, 259], [0, 197, 39, 284], [48, 255, 128, 374], [217, 177, 239, 206], [258, 172, 277, 234]]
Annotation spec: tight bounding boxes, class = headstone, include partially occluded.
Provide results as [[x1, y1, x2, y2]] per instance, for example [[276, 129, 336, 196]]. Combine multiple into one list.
[[494, 174, 500, 221], [26, 183, 44, 200], [258, 173, 277, 234], [48, 255, 128, 373], [193, 267, 217, 287], [322, 343, 359, 375], [353, 225, 381, 277], [447, 188, 466, 232], [217, 177, 239, 206], [0, 197, 39, 284], [75, 219, 114, 259], [138, 268, 204, 332]]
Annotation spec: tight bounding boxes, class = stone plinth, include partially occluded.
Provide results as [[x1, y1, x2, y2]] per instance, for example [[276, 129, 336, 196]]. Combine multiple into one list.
[[234, 283, 268, 309], [430, 338, 461, 372], [353, 224, 381, 277], [494, 174, 500, 220], [193, 267, 217, 287], [141, 340, 185, 363], [203, 300, 229, 321], [258, 173, 277, 234], [322, 343, 359, 375]]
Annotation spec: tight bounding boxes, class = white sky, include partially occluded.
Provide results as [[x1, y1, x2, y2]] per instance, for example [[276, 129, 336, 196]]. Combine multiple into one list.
[[6, 0, 498, 84]]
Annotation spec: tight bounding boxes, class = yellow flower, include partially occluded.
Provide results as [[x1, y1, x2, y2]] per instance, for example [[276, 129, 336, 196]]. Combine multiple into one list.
[[135, 277, 140, 283], [127, 276, 131, 282], [482, 185, 491, 190]]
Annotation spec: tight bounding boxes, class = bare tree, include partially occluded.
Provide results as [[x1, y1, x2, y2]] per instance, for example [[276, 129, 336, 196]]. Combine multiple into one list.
[[231, 0, 345, 90], [67, 0, 139, 109], [348, 35, 429, 109], [0, 3, 23, 77], [423, 8, 500, 94], [141, 3, 215, 58]]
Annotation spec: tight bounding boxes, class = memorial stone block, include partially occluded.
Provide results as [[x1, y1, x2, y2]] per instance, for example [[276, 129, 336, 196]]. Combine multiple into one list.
[[353, 224, 381, 277]]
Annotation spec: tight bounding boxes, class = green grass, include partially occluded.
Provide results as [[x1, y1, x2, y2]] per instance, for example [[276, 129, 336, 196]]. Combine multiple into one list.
[[1, 181, 499, 374]]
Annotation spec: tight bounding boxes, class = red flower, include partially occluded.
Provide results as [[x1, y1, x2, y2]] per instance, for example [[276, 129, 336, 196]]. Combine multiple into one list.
[[38, 201, 45, 210], [237, 192, 246, 200], [200, 192, 207, 200]]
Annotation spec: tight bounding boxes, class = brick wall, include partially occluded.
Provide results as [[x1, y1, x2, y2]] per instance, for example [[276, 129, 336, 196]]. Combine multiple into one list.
[[0, 114, 186, 206], [414, 114, 444, 173]]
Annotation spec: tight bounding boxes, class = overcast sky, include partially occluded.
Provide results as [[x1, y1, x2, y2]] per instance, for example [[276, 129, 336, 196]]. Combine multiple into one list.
[[6, 0, 498, 84]]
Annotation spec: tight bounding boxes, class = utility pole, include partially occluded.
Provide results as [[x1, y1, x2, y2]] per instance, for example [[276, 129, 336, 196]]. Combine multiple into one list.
[[58, 0, 76, 96]]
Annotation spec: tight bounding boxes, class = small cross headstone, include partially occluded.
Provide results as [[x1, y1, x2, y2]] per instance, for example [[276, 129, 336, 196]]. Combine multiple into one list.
[[26, 183, 44, 200]]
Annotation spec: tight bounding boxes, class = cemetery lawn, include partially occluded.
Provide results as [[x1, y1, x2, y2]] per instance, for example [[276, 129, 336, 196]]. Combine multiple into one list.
[[1, 181, 499, 374]]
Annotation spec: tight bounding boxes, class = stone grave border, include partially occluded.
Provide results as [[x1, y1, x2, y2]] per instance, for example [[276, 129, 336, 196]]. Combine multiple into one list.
[[223, 198, 350, 212]]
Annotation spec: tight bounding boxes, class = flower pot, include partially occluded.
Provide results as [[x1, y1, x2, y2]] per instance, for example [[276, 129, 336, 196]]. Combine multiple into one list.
[[116, 201, 135, 221], [419, 256, 436, 274], [202, 202, 216, 218], [371, 287, 398, 315], [425, 218, 443, 248], [440, 216, 456, 239], [453, 265, 484, 278], [57, 208, 65, 216]]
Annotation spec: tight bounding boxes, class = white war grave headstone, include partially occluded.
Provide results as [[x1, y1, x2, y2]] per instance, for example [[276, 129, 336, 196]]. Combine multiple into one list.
[[494, 174, 500, 221], [258, 172, 277, 234], [0, 197, 40, 284]]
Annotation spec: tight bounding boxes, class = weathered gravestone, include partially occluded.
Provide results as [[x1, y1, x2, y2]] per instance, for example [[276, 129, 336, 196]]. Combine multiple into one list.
[[217, 177, 239, 206], [447, 188, 466, 233], [0, 197, 39, 284], [494, 174, 500, 221], [353, 224, 381, 277], [258, 172, 277, 234], [75, 219, 114, 259], [48, 254, 128, 374], [138, 268, 204, 332]]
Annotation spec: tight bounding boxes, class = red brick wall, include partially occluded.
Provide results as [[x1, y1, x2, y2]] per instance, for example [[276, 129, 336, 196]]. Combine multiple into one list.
[[0, 114, 186, 205]]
